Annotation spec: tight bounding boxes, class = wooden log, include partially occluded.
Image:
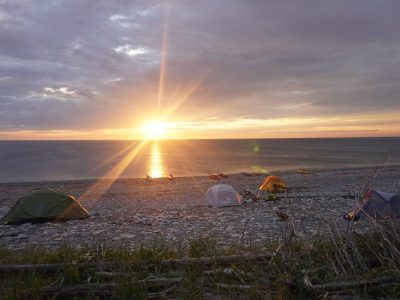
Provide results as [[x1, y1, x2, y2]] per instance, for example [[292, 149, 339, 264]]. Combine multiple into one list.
[[42, 283, 177, 298], [95, 273, 182, 286], [304, 274, 400, 291], [95, 271, 126, 278], [0, 263, 66, 273], [148, 286, 176, 299], [0, 262, 116, 274], [142, 278, 181, 286], [208, 282, 252, 290], [0, 254, 273, 274], [161, 254, 273, 267], [43, 283, 116, 297]]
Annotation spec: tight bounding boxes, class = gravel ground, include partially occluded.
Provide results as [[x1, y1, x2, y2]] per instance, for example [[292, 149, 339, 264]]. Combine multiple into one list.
[[1, 165, 399, 250]]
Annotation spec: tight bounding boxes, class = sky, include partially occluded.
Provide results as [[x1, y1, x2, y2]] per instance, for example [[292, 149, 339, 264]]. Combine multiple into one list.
[[0, 0, 400, 140]]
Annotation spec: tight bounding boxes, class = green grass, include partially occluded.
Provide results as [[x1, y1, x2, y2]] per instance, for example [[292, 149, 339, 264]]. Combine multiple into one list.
[[1, 221, 400, 299]]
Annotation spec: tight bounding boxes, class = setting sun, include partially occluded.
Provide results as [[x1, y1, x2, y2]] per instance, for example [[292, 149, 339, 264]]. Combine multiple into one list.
[[141, 121, 169, 140], [2, 2, 400, 296]]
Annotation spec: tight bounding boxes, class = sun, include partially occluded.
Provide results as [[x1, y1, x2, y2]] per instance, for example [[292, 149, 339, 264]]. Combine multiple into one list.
[[141, 121, 168, 139]]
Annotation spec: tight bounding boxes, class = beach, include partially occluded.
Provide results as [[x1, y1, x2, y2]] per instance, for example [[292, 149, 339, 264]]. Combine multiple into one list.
[[1, 165, 399, 250]]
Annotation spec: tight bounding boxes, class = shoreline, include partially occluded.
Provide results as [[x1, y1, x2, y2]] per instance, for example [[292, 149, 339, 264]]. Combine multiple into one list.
[[0, 163, 398, 186], [1, 165, 399, 250]]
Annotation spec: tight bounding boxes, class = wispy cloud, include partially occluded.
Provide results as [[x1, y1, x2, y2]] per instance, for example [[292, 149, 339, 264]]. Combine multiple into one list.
[[113, 45, 149, 57], [44, 87, 76, 95], [0, 0, 399, 138]]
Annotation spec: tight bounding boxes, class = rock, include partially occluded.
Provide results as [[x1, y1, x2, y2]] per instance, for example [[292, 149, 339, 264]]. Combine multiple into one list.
[[1, 166, 394, 249], [120, 234, 135, 239]]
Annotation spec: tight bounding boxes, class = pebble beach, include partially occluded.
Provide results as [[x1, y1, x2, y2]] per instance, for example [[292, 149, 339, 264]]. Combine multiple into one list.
[[1, 165, 399, 250]]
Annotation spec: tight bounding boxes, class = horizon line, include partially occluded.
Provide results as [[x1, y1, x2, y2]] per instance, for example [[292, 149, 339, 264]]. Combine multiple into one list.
[[0, 135, 399, 142]]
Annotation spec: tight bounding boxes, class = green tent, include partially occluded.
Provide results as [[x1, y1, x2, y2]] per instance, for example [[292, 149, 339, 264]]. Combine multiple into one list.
[[0, 189, 89, 225]]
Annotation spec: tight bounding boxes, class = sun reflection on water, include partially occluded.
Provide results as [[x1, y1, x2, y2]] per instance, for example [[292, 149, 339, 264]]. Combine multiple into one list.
[[148, 142, 165, 178]]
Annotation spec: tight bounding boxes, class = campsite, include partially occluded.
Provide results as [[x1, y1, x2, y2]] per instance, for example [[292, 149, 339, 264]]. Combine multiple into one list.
[[1, 165, 400, 298], [0, 167, 373, 249], [3, 166, 399, 250], [1, 0, 400, 298]]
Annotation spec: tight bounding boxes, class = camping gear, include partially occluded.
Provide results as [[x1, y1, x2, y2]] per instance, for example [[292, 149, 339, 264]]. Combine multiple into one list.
[[0, 189, 89, 225], [265, 193, 278, 201], [259, 176, 287, 193], [203, 184, 243, 207], [275, 209, 289, 221], [240, 190, 260, 202], [345, 189, 400, 221]]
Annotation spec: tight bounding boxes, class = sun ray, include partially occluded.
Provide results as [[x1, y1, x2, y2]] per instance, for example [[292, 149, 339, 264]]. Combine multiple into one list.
[[79, 140, 147, 208], [75, 2, 208, 213], [162, 72, 209, 121], [86, 142, 138, 175], [157, 1, 171, 114]]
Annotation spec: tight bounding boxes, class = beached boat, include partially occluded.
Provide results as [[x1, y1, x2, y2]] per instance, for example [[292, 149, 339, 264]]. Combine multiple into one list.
[[208, 173, 220, 180], [240, 172, 253, 176], [297, 169, 309, 174]]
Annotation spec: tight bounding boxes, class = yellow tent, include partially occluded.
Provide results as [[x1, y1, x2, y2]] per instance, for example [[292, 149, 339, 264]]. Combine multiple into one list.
[[259, 176, 287, 192]]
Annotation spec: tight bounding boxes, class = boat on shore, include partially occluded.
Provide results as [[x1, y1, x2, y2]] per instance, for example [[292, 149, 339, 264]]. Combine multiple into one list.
[[208, 173, 220, 180]]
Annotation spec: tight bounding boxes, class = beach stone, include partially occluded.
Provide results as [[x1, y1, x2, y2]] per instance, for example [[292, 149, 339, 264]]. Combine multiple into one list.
[[120, 234, 135, 239], [0, 166, 399, 249], [16, 233, 29, 239]]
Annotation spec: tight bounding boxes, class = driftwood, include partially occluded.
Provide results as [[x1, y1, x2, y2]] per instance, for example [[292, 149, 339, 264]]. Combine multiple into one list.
[[142, 277, 181, 286], [95, 271, 127, 278], [161, 254, 273, 267], [0, 254, 273, 274], [43, 283, 116, 297], [42, 283, 176, 298], [208, 283, 251, 290], [95, 273, 182, 286], [0, 263, 66, 273], [304, 274, 400, 291], [148, 286, 176, 299], [0, 262, 116, 274]]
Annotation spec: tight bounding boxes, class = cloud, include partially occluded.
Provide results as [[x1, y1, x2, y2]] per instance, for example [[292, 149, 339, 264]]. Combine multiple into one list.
[[0, 0, 399, 137], [113, 45, 149, 57], [44, 87, 76, 95]]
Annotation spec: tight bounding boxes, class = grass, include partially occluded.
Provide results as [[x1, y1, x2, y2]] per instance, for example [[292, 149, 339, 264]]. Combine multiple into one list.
[[1, 220, 400, 299], [1, 165, 399, 299]]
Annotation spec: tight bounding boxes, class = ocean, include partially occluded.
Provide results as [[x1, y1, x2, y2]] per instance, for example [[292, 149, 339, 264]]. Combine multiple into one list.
[[0, 138, 399, 183]]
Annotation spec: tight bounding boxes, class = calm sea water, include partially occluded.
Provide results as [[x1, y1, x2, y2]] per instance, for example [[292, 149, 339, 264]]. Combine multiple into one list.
[[0, 138, 399, 183]]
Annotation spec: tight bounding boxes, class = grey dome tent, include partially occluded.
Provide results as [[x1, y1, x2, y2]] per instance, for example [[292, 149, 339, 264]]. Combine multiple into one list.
[[0, 189, 89, 225], [345, 189, 400, 221], [202, 184, 243, 207]]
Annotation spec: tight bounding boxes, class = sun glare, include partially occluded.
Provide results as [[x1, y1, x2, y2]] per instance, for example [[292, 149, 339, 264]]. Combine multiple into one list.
[[141, 121, 168, 139]]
